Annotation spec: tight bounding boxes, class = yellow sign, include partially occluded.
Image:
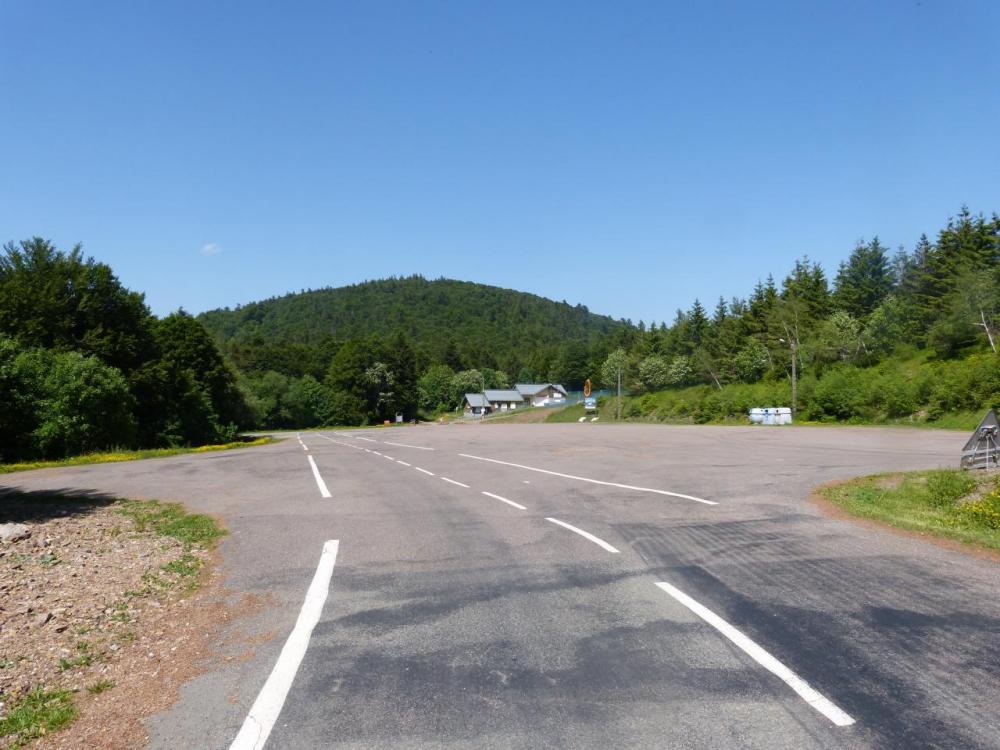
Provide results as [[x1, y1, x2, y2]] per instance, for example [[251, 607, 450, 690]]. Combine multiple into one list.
[[583, 379, 592, 398]]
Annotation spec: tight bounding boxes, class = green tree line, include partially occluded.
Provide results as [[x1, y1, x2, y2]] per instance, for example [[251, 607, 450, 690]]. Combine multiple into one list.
[[0, 239, 250, 461], [597, 206, 1000, 423]]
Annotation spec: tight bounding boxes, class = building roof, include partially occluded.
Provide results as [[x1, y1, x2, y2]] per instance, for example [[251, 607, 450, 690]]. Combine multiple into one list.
[[464, 393, 487, 408], [484, 389, 524, 402], [515, 383, 568, 396]]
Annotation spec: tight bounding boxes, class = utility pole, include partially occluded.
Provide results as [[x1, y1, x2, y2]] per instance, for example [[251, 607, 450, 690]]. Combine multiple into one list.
[[780, 333, 798, 419], [789, 337, 797, 419], [616, 367, 622, 421], [480, 372, 487, 422]]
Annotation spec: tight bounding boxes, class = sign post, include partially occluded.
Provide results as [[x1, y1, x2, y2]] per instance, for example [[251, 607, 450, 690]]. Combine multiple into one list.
[[583, 379, 597, 416]]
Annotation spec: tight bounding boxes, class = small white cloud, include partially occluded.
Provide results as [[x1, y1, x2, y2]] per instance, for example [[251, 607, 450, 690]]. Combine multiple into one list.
[[201, 242, 223, 256]]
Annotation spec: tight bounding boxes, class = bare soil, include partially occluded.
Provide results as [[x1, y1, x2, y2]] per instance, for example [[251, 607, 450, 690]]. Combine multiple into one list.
[[0, 499, 250, 749]]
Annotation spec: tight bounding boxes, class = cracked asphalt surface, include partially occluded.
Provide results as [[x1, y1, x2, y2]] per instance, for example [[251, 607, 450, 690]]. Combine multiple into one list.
[[4, 423, 998, 749]]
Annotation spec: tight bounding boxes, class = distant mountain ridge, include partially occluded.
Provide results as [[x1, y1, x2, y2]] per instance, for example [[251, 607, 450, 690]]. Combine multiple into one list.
[[196, 276, 626, 362]]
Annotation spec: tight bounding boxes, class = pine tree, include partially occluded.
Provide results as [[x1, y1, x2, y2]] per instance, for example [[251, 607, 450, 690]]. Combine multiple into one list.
[[833, 238, 894, 318]]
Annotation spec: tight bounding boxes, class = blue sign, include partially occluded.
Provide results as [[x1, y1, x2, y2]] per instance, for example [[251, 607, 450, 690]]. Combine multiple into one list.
[[584, 396, 597, 412]]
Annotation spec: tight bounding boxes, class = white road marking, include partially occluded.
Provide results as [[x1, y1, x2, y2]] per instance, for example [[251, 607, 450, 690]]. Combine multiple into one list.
[[355, 436, 377, 442], [372, 451, 382, 456], [301, 444, 308, 451], [229, 540, 340, 750], [307, 455, 331, 498], [441, 477, 470, 488], [316, 434, 351, 447], [545, 518, 620, 553], [396, 460, 411, 467], [653, 581, 855, 727], [415, 467, 435, 476], [383, 455, 396, 461], [482, 491, 526, 510], [460, 454, 717, 506], [383, 441, 435, 451]]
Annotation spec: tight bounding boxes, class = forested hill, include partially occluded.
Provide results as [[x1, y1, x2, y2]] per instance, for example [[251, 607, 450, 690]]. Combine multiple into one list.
[[197, 276, 626, 366]]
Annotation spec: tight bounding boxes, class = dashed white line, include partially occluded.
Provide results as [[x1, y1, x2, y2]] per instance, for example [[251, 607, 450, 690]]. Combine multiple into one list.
[[383, 455, 396, 461], [441, 477, 470, 488], [414, 467, 435, 476], [482, 491, 526, 510], [545, 518, 620, 553], [229, 539, 339, 750], [460, 454, 717, 505], [653, 580, 855, 727], [354, 436, 377, 443], [307, 455, 331, 498], [382, 441, 435, 451], [372, 451, 382, 456], [396, 460, 411, 467]]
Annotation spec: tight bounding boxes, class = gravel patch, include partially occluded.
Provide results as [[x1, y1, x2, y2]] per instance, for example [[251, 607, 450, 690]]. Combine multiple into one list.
[[0, 494, 232, 749]]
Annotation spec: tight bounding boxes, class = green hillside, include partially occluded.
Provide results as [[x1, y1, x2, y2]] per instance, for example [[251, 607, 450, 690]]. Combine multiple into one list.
[[197, 276, 625, 373]]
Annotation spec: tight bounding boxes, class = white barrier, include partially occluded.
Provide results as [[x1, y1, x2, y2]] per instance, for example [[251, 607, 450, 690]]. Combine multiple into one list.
[[750, 407, 792, 425]]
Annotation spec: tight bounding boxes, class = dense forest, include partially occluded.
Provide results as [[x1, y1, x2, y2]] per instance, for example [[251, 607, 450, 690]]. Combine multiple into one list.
[[196, 277, 635, 427], [197, 277, 626, 382], [2, 206, 997, 462]]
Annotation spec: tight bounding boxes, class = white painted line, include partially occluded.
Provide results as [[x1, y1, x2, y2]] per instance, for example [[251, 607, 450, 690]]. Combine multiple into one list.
[[460, 454, 717, 506], [414, 467, 435, 476], [301, 444, 308, 451], [482, 491, 526, 510], [315, 434, 351, 447], [355, 436, 377, 442], [441, 477, 470, 488], [653, 581, 855, 727], [383, 455, 395, 461], [383, 441, 435, 451], [545, 517, 620, 553], [307, 455, 331, 498], [229, 540, 339, 750], [396, 460, 411, 467], [372, 451, 382, 456]]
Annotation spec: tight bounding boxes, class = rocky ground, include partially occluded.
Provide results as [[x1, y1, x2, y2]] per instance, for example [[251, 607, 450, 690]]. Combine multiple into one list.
[[0, 494, 230, 749]]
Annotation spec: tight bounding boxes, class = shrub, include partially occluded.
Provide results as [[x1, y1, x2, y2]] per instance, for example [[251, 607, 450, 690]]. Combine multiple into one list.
[[925, 470, 976, 507], [950, 487, 1000, 530]]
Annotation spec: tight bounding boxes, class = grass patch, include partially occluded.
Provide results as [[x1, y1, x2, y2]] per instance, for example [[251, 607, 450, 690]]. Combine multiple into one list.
[[161, 552, 205, 586], [820, 469, 1000, 553], [0, 437, 273, 475], [116, 501, 225, 548], [0, 688, 77, 748], [545, 403, 587, 422], [85, 679, 114, 695]]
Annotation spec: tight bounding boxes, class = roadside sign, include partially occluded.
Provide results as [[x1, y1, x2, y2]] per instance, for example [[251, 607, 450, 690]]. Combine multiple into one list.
[[584, 396, 597, 413], [961, 409, 999, 469]]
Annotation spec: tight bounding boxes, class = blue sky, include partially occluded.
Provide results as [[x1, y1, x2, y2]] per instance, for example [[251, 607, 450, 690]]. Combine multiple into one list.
[[2, 1, 998, 323]]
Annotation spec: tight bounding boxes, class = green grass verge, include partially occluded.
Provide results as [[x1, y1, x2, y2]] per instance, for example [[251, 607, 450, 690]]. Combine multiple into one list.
[[116, 500, 225, 548], [819, 469, 1000, 553], [0, 688, 77, 749], [0, 437, 273, 475], [546, 403, 589, 422]]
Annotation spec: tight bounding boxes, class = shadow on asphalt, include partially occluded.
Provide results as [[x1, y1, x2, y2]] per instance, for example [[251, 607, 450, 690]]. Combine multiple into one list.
[[0, 486, 119, 523]]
